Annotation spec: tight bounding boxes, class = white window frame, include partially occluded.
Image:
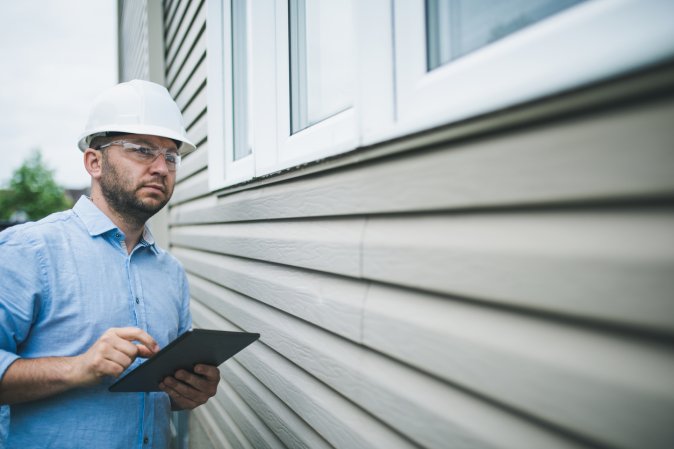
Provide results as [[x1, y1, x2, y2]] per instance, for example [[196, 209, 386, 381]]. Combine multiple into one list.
[[261, 0, 359, 176], [389, 0, 674, 140], [207, 0, 255, 190], [205, 0, 674, 191]]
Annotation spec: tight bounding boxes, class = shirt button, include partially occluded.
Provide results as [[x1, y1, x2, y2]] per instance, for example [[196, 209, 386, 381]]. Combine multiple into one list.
[[143, 436, 149, 444], [135, 297, 140, 304]]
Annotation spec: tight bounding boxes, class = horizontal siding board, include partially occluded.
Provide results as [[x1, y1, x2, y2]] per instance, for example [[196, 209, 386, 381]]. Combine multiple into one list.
[[166, 0, 201, 65], [171, 210, 674, 336], [170, 218, 364, 277], [170, 98, 674, 225], [180, 250, 364, 342], [184, 248, 674, 448], [214, 364, 324, 449], [185, 272, 583, 449], [187, 111, 208, 146], [166, 6, 206, 85], [169, 196, 218, 223], [176, 143, 208, 183], [170, 169, 210, 205], [174, 55, 207, 110], [227, 345, 417, 449], [201, 395, 254, 449], [188, 411, 220, 449], [169, 38, 206, 100], [217, 364, 329, 449], [168, 30, 206, 94], [180, 82, 207, 129], [192, 299, 421, 449], [164, 0, 187, 49], [194, 306, 335, 449], [212, 379, 285, 449], [208, 371, 286, 449], [174, 193, 217, 211], [363, 285, 674, 449], [164, 0, 176, 23], [192, 405, 235, 449], [363, 211, 674, 334]]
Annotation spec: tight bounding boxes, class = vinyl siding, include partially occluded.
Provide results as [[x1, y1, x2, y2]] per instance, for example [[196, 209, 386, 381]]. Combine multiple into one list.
[[118, 0, 149, 81], [116, 2, 674, 448]]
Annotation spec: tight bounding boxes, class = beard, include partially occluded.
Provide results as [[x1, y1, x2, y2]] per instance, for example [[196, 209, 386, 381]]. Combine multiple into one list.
[[99, 155, 172, 228]]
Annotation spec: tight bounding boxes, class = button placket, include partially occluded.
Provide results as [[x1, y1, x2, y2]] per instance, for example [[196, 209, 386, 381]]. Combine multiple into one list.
[[129, 254, 148, 331]]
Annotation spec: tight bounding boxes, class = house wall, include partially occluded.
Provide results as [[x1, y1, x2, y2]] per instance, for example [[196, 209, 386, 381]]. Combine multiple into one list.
[[118, 1, 674, 448]]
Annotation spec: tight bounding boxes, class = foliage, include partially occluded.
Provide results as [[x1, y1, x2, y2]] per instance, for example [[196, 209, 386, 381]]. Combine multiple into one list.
[[0, 150, 72, 221]]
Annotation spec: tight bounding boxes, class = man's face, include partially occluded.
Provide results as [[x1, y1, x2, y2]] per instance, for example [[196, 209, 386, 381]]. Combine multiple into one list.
[[98, 134, 177, 224]]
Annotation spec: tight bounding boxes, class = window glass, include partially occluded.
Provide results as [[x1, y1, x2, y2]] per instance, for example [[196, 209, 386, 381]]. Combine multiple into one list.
[[426, 0, 587, 70], [232, 0, 251, 160], [289, 0, 356, 133]]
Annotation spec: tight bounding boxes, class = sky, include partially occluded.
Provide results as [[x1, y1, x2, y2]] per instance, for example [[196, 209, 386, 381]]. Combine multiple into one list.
[[0, 0, 117, 189]]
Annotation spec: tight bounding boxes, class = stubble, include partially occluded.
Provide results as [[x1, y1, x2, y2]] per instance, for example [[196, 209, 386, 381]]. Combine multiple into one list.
[[99, 153, 171, 228]]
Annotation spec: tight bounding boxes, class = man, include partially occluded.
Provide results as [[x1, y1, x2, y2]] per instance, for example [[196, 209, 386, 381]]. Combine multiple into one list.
[[0, 80, 218, 449]]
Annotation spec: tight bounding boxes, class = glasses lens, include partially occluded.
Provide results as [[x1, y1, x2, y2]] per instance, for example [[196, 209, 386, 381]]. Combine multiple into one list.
[[120, 142, 180, 171]]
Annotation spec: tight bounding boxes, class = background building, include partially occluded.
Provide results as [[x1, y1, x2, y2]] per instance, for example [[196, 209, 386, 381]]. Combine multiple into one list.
[[117, 1, 674, 448]]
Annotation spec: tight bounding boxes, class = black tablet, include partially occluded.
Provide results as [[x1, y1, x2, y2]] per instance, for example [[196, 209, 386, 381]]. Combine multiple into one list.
[[109, 329, 259, 392]]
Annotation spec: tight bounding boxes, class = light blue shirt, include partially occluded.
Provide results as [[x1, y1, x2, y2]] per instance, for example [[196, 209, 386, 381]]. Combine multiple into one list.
[[0, 196, 191, 449]]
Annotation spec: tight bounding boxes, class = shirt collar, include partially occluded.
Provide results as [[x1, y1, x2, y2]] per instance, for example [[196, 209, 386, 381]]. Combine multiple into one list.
[[140, 226, 158, 254], [73, 196, 159, 255]]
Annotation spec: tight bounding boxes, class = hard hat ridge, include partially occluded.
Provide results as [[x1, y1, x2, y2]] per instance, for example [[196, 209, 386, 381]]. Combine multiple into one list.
[[77, 80, 196, 155]]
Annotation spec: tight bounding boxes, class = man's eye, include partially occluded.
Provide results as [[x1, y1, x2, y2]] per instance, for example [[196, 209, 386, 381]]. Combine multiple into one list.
[[165, 154, 178, 164], [135, 146, 155, 156]]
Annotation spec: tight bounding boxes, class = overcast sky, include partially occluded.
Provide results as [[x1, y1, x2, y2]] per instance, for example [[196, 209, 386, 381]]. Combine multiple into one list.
[[0, 0, 117, 189]]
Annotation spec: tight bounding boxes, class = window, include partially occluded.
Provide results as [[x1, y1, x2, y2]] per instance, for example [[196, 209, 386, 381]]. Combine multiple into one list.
[[206, 0, 674, 190], [425, 0, 585, 70], [231, 0, 251, 161], [391, 0, 674, 139], [288, 0, 356, 133], [266, 0, 358, 174], [207, 0, 254, 190]]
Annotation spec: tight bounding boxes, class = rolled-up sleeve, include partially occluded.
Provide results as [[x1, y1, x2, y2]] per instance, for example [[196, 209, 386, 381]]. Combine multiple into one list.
[[0, 232, 43, 381]]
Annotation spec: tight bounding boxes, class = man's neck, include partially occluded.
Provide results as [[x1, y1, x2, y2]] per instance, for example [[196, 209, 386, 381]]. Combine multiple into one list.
[[89, 192, 145, 254]]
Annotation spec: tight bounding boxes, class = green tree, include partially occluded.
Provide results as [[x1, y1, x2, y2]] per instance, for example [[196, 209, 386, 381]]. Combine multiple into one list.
[[0, 150, 72, 221]]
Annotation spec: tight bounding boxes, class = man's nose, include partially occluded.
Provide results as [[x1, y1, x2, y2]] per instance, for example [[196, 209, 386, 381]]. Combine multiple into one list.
[[149, 153, 170, 175]]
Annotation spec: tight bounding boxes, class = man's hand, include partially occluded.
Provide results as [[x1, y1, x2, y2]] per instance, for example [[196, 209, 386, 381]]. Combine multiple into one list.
[[0, 327, 158, 405], [72, 327, 159, 386], [159, 364, 219, 410]]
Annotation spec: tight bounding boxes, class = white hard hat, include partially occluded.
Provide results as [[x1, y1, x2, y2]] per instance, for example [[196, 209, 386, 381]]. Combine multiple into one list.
[[77, 79, 196, 155]]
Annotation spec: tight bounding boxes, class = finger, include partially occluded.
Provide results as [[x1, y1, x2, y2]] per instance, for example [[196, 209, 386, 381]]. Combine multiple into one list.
[[108, 339, 154, 362], [98, 359, 128, 378], [160, 380, 200, 408], [193, 364, 220, 381], [112, 327, 159, 353], [92, 339, 133, 368], [163, 376, 209, 403], [159, 382, 196, 407], [101, 349, 133, 370], [136, 344, 155, 358], [110, 338, 142, 359], [174, 370, 210, 392], [176, 369, 218, 396]]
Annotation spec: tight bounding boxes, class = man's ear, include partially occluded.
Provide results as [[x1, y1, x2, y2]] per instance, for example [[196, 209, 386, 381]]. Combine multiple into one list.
[[83, 148, 103, 179]]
